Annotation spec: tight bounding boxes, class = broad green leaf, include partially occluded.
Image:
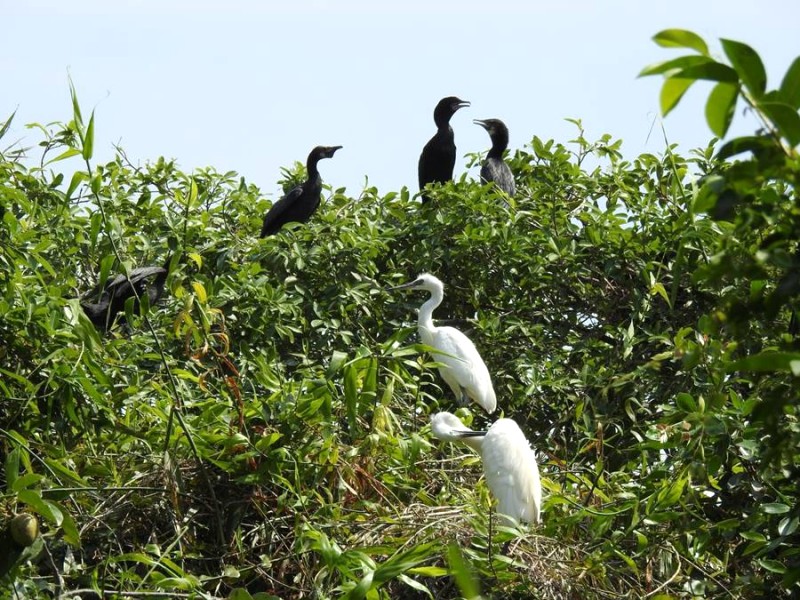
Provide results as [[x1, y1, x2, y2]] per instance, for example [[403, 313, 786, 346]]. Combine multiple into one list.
[[762, 502, 790, 514], [758, 559, 787, 574], [779, 56, 800, 109], [758, 101, 800, 146], [721, 38, 766, 97], [675, 393, 696, 412], [729, 351, 800, 374], [778, 516, 799, 536], [653, 29, 709, 56], [673, 62, 738, 83], [639, 55, 713, 77], [705, 82, 738, 137], [660, 78, 695, 116], [715, 135, 775, 160], [66, 170, 89, 201], [11, 473, 43, 492], [191, 281, 207, 303]]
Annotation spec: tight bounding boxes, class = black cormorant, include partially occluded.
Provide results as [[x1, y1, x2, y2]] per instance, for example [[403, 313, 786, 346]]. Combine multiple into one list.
[[81, 261, 169, 332], [474, 118, 515, 196], [260, 145, 342, 237], [418, 96, 470, 202]]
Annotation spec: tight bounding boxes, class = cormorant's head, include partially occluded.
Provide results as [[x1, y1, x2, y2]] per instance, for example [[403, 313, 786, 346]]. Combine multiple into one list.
[[433, 96, 470, 126], [473, 118, 509, 141], [310, 145, 342, 161]]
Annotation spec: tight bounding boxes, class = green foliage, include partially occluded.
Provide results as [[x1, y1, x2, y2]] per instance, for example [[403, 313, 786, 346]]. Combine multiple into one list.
[[1, 31, 799, 598]]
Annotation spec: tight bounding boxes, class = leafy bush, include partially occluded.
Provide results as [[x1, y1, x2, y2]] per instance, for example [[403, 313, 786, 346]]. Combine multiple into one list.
[[0, 31, 798, 598]]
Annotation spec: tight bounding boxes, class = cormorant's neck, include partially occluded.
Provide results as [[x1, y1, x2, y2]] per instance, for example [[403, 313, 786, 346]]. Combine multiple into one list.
[[488, 133, 509, 159], [434, 113, 454, 130], [306, 156, 321, 179]]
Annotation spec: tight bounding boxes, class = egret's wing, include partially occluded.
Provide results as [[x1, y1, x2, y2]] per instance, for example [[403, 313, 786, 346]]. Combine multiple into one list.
[[433, 326, 496, 413], [260, 185, 303, 237], [482, 420, 541, 525]]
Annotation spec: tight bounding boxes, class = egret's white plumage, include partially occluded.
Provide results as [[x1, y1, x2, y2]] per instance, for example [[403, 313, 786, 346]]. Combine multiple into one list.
[[431, 411, 541, 525], [391, 274, 496, 414]]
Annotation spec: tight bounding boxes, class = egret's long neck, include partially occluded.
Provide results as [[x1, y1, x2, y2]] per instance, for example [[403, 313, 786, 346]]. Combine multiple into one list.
[[417, 286, 443, 339], [457, 434, 484, 453]]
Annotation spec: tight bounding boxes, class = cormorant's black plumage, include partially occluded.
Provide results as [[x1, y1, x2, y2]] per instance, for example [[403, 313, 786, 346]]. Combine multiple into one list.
[[474, 118, 515, 196], [418, 96, 470, 203], [260, 145, 342, 237], [81, 259, 170, 332]]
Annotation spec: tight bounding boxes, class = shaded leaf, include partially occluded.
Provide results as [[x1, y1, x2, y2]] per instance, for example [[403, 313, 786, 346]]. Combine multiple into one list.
[[779, 56, 800, 109], [721, 38, 766, 97]]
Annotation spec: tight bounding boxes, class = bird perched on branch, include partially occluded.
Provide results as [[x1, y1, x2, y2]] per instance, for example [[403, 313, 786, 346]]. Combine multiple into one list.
[[431, 411, 541, 525], [81, 258, 170, 332], [418, 96, 470, 202], [260, 145, 342, 237], [389, 273, 496, 413], [474, 118, 515, 197]]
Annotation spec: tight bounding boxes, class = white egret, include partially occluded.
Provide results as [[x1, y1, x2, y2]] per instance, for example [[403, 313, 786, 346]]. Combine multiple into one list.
[[390, 274, 497, 414], [431, 411, 541, 525]]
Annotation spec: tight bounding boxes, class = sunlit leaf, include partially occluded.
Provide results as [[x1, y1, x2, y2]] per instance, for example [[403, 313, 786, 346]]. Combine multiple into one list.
[[705, 82, 738, 138], [653, 29, 709, 56]]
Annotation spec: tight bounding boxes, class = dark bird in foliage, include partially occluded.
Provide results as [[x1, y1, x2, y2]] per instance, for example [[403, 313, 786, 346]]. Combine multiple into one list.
[[260, 145, 342, 237], [474, 118, 515, 196], [418, 96, 470, 202], [80, 259, 170, 332]]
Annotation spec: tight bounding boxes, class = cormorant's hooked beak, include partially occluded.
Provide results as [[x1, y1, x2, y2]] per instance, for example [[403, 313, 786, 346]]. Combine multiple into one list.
[[473, 119, 489, 129], [326, 145, 343, 158], [454, 100, 471, 112]]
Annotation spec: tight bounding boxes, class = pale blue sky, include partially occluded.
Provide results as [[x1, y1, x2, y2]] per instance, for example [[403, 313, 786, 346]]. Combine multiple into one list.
[[3, 1, 798, 198]]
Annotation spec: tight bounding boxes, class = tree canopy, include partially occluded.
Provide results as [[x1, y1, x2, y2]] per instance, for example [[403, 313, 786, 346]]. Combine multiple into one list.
[[1, 30, 799, 599]]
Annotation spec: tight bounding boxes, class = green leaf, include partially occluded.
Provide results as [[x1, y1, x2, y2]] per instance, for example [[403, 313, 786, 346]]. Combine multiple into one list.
[[705, 82, 739, 138], [5, 448, 20, 493], [721, 38, 767, 97], [762, 502, 790, 514], [758, 559, 787, 574], [639, 55, 714, 77], [82, 110, 95, 160], [675, 393, 696, 412], [653, 29, 709, 56], [758, 101, 800, 146], [778, 516, 799, 536], [11, 473, 43, 492], [660, 78, 695, 116], [0, 109, 16, 141], [779, 56, 800, 109], [729, 351, 800, 374], [66, 171, 89, 201], [446, 544, 480, 600], [715, 135, 776, 160], [44, 148, 81, 166], [673, 62, 739, 83], [68, 77, 84, 133], [344, 363, 359, 433]]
